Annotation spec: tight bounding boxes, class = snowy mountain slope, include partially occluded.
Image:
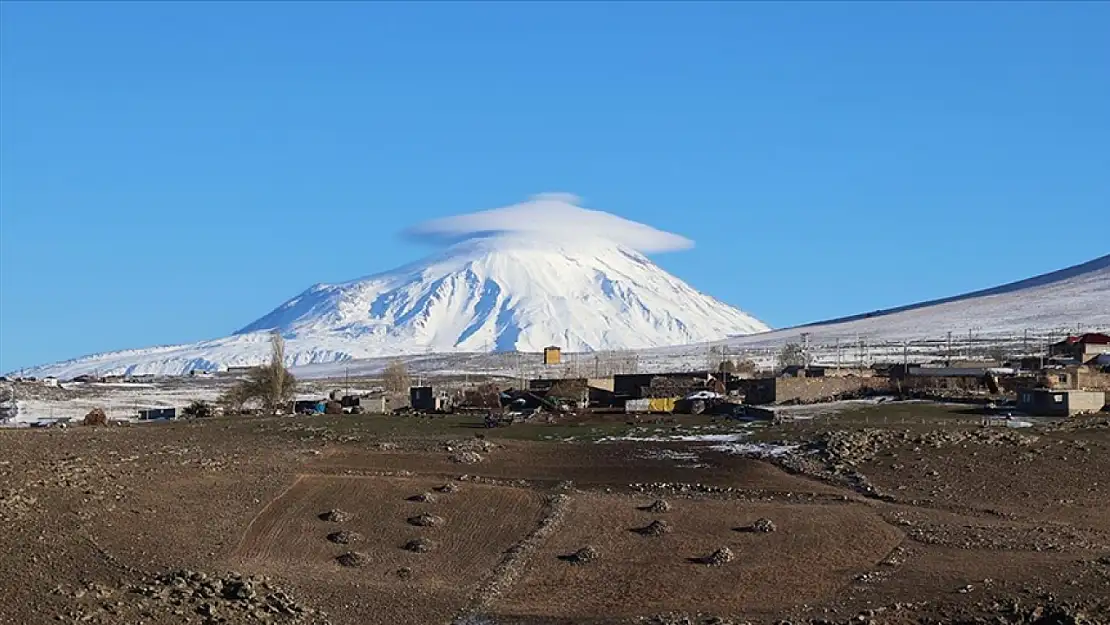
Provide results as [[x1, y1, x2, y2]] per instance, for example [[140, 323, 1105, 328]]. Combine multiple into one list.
[[16, 233, 768, 378], [665, 253, 1110, 354], [290, 253, 1110, 380]]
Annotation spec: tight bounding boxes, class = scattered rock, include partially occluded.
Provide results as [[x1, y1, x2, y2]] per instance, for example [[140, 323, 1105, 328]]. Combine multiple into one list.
[[407, 513, 445, 527], [403, 537, 436, 553], [326, 530, 361, 545], [68, 569, 330, 624], [632, 520, 673, 537], [318, 509, 352, 523], [641, 499, 671, 513], [395, 567, 414, 581], [407, 492, 436, 503], [449, 451, 484, 464], [336, 551, 369, 568], [434, 482, 459, 493]]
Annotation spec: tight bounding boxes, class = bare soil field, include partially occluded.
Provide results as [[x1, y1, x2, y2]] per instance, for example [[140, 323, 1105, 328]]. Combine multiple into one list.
[[496, 493, 903, 620], [1, 405, 1109, 625]]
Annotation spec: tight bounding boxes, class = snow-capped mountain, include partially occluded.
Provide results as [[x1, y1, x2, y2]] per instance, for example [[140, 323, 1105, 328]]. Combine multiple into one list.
[[17, 232, 769, 378]]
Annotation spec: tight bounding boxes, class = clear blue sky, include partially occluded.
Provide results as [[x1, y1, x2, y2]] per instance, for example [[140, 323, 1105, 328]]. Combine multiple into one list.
[[1, 1, 1108, 372]]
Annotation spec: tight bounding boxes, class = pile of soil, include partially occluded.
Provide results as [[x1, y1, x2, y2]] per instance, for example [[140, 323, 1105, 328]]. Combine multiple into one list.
[[701, 547, 734, 566], [402, 537, 436, 553], [563, 546, 599, 565], [326, 530, 361, 545], [83, 408, 108, 427], [335, 552, 369, 568], [641, 499, 671, 513], [633, 520, 673, 537], [318, 509, 352, 523], [407, 492, 436, 503], [407, 513, 445, 527]]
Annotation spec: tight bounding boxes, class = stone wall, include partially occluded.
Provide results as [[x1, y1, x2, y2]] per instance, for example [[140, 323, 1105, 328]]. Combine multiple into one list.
[[772, 376, 892, 404]]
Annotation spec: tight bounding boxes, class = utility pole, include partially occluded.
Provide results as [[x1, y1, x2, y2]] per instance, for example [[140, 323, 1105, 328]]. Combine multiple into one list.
[[835, 337, 841, 371], [946, 331, 953, 366]]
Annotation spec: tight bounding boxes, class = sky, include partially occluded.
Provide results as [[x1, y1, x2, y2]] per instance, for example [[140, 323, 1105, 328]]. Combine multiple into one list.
[[1, 1, 1108, 372]]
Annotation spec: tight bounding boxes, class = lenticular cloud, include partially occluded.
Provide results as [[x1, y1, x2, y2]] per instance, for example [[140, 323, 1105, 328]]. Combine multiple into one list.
[[404, 193, 694, 253]]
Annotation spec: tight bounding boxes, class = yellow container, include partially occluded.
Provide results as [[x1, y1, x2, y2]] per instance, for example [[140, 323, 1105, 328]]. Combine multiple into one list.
[[648, 397, 676, 413]]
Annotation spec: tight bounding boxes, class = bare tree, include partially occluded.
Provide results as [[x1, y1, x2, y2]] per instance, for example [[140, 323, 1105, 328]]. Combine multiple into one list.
[[778, 342, 807, 369], [218, 331, 297, 415], [383, 360, 411, 394]]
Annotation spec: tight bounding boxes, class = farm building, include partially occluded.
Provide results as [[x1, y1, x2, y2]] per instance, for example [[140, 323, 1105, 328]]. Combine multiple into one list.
[[737, 375, 893, 405], [137, 407, 177, 421], [410, 386, 452, 412], [1051, 333, 1110, 364], [1017, 389, 1106, 417]]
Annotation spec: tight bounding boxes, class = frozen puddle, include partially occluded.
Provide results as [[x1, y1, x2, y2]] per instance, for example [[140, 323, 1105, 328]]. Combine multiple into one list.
[[597, 430, 799, 465], [597, 433, 748, 443], [709, 442, 800, 458]]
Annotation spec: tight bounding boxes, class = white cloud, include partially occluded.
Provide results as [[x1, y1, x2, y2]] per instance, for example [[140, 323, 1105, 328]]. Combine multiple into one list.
[[404, 193, 694, 253]]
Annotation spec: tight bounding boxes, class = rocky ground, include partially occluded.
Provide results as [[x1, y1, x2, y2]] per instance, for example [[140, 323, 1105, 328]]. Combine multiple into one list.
[[1, 405, 1108, 624]]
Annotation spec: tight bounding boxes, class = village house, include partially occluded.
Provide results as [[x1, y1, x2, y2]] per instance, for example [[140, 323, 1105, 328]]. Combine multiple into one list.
[[1050, 333, 1110, 364], [543, 346, 562, 366], [1017, 389, 1107, 417]]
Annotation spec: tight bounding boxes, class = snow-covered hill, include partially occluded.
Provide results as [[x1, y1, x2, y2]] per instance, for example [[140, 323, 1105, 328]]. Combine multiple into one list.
[[16, 196, 769, 378]]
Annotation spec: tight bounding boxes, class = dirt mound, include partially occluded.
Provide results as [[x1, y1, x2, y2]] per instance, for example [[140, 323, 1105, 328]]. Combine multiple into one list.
[[407, 492, 436, 503], [403, 537, 436, 553], [83, 408, 108, 427], [640, 499, 671, 513], [336, 551, 369, 568], [698, 547, 734, 566], [738, 518, 776, 533], [326, 530, 361, 545], [632, 520, 673, 537], [318, 509, 352, 523], [407, 513, 445, 527], [561, 546, 599, 565], [434, 482, 459, 493]]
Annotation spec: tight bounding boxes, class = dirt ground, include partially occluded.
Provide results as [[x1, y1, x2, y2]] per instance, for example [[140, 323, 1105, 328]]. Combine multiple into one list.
[[1, 406, 1109, 625]]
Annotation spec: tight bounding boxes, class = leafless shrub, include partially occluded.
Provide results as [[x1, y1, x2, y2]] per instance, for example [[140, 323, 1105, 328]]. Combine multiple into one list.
[[383, 360, 411, 394]]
